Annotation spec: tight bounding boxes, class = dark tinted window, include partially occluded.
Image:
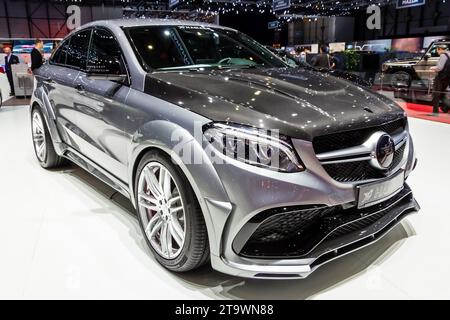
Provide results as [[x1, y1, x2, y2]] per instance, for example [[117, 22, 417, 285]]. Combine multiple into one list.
[[66, 29, 91, 70], [87, 28, 125, 75], [51, 40, 69, 65], [178, 28, 266, 66], [128, 27, 187, 69]]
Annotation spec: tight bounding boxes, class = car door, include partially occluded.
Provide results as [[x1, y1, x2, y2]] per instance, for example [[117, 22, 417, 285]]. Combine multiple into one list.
[[43, 38, 80, 148], [413, 43, 441, 92], [72, 27, 131, 182]]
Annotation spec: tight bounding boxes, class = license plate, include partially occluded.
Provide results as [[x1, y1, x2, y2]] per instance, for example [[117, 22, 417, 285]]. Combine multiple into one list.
[[357, 171, 405, 209]]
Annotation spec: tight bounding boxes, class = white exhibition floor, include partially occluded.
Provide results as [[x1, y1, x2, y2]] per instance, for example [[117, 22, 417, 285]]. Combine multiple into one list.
[[0, 104, 449, 300]]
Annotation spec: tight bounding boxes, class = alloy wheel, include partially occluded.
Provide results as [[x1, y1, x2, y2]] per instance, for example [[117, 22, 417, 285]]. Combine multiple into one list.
[[137, 162, 186, 259], [32, 111, 46, 162]]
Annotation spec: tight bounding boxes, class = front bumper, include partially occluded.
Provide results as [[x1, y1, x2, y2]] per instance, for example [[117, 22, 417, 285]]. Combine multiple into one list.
[[212, 186, 419, 279], [197, 131, 418, 279]]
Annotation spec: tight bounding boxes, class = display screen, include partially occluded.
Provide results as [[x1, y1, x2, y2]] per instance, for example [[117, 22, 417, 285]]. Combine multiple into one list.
[[12, 40, 53, 54], [391, 37, 422, 53]]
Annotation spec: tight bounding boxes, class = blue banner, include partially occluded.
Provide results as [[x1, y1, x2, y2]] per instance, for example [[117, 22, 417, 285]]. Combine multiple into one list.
[[396, 0, 425, 9], [273, 0, 291, 12], [268, 21, 280, 29]]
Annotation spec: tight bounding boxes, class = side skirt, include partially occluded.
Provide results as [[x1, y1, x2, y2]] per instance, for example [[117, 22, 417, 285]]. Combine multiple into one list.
[[63, 146, 132, 201]]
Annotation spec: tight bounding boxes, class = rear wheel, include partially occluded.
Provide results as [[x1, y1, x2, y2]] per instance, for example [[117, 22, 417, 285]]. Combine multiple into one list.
[[31, 107, 66, 168], [135, 151, 209, 272]]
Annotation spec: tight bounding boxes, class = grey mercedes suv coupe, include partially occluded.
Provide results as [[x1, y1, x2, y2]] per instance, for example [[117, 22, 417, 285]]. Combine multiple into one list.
[[30, 19, 419, 279]]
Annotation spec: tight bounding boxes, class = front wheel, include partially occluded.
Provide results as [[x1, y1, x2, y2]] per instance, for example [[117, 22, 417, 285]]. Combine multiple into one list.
[[135, 151, 210, 272]]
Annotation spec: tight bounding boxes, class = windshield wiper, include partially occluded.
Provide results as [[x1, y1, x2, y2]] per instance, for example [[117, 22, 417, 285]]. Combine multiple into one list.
[[156, 64, 214, 72], [233, 64, 259, 69], [155, 63, 261, 73]]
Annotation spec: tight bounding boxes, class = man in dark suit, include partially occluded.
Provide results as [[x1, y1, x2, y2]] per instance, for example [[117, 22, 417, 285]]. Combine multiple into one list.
[[31, 39, 44, 72], [4, 46, 20, 96]]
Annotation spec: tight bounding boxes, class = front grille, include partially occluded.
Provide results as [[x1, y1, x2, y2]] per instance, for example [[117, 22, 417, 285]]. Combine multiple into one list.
[[391, 142, 407, 169], [313, 118, 406, 154], [322, 142, 406, 182], [238, 186, 413, 259]]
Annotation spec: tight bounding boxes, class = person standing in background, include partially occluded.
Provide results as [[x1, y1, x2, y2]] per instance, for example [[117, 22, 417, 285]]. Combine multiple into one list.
[[312, 45, 332, 69], [430, 45, 450, 115], [51, 40, 61, 56], [4, 46, 20, 96], [330, 52, 345, 71], [298, 47, 307, 63], [30, 39, 44, 72]]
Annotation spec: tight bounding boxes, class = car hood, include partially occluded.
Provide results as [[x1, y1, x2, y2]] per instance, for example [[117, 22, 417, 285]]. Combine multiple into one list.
[[144, 67, 405, 140], [384, 58, 420, 66]]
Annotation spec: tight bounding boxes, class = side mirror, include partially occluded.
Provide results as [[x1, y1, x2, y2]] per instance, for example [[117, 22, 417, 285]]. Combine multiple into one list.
[[424, 53, 431, 61], [86, 73, 128, 83], [86, 56, 128, 83]]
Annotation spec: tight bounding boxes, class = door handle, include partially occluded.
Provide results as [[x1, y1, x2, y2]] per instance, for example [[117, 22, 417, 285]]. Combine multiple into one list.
[[75, 84, 86, 93]]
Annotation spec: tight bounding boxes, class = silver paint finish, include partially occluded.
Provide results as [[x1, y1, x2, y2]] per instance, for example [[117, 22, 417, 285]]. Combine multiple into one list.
[[30, 19, 419, 279]]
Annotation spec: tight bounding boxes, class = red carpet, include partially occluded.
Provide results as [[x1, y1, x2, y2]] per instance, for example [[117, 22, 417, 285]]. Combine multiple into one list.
[[396, 101, 450, 125]]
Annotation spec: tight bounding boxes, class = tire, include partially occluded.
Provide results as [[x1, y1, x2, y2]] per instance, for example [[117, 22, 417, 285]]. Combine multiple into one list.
[[31, 107, 66, 169], [135, 150, 210, 272]]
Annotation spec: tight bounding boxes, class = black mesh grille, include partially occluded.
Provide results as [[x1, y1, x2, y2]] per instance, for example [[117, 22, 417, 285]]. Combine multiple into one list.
[[313, 118, 406, 154], [322, 142, 406, 182], [238, 186, 413, 259], [247, 207, 337, 243]]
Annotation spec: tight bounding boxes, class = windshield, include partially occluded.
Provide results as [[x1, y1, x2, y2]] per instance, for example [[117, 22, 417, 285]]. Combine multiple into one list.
[[126, 25, 287, 71], [425, 42, 450, 58]]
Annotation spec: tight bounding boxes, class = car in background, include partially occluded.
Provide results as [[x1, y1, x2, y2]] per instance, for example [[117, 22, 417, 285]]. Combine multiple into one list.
[[382, 39, 450, 102], [31, 19, 419, 279]]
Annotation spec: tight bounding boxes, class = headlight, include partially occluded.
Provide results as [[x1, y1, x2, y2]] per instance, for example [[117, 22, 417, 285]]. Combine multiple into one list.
[[382, 63, 389, 72], [203, 123, 305, 173]]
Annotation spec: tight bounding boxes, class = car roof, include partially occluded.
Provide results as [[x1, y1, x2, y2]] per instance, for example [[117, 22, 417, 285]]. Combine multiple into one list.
[[82, 18, 236, 31]]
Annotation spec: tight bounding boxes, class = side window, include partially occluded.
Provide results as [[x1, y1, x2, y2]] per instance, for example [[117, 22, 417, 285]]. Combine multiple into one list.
[[66, 29, 91, 70], [428, 43, 450, 58], [128, 27, 186, 69], [87, 28, 125, 75], [51, 40, 70, 65], [428, 45, 440, 58]]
